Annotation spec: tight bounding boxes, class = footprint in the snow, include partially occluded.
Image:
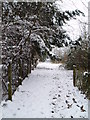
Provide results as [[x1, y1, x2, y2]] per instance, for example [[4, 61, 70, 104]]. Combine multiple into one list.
[[67, 104, 72, 109], [80, 105, 86, 112], [51, 111, 54, 114], [76, 105, 80, 107], [52, 102, 56, 106], [84, 97, 86, 99], [2, 103, 7, 107], [58, 94, 60, 97], [59, 90, 61, 93], [71, 116, 73, 118], [55, 94, 58, 96], [72, 98, 77, 103], [17, 108, 20, 110], [53, 97, 57, 100], [66, 95, 70, 97], [13, 113, 16, 116], [49, 91, 52, 93], [21, 91, 25, 93], [53, 77, 59, 80], [65, 100, 69, 104]]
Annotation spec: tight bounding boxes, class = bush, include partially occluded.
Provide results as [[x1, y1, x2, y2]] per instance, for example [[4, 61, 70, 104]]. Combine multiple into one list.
[[66, 40, 88, 70], [65, 38, 90, 99]]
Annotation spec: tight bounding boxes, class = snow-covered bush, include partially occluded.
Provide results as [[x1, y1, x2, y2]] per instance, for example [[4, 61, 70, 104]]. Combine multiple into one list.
[[66, 37, 88, 70], [65, 34, 90, 99]]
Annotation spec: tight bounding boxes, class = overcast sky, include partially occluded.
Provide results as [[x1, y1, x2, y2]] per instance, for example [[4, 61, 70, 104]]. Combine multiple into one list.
[[55, 0, 90, 41]]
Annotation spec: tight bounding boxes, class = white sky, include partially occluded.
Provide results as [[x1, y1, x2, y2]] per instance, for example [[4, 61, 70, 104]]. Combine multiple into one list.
[[55, 0, 90, 40]]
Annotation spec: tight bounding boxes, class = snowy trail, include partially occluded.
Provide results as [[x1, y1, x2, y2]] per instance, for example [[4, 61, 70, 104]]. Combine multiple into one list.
[[1, 62, 88, 118]]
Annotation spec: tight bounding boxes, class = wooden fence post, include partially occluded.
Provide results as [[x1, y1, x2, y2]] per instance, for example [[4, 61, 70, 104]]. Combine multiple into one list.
[[31, 56, 34, 70], [29, 49, 31, 74], [8, 62, 12, 101], [29, 58, 31, 73], [73, 65, 76, 87], [18, 59, 22, 85], [27, 59, 30, 75]]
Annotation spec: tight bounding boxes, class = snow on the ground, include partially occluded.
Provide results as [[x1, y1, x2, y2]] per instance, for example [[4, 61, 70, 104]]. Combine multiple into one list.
[[1, 62, 88, 118], [0, 105, 2, 120]]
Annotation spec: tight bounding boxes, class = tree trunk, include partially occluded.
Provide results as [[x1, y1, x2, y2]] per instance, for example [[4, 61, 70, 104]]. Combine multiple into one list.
[[8, 62, 12, 101], [18, 59, 22, 85]]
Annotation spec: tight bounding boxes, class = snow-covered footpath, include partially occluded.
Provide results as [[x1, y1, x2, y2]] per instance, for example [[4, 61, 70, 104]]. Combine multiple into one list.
[[1, 62, 88, 118]]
